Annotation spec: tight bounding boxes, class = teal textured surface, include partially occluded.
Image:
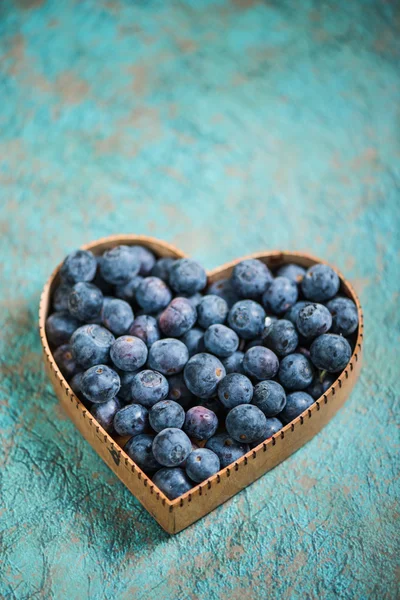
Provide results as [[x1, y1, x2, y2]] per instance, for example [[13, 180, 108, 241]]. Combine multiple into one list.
[[0, 0, 399, 598]]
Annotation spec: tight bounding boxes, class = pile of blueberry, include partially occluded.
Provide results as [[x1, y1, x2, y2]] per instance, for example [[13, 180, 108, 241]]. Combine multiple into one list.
[[46, 245, 358, 499]]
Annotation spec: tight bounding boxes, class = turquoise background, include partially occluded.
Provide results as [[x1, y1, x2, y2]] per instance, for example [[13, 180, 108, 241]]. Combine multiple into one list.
[[1, 1, 399, 598]]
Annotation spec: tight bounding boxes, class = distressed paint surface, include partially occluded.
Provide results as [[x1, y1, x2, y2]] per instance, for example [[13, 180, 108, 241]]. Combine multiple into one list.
[[0, 0, 399, 598]]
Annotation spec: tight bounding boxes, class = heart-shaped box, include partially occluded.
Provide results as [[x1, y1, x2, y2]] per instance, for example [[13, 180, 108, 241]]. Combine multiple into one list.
[[39, 235, 364, 534]]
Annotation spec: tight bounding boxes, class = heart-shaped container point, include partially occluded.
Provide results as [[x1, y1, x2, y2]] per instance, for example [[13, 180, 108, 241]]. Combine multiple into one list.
[[39, 235, 364, 534]]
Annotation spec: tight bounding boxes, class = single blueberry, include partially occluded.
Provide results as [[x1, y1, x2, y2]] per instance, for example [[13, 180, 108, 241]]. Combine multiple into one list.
[[124, 434, 161, 472], [184, 353, 226, 398], [128, 245, 156, 276], [217, 373, 253, 409], [278, 353, 314, 390], [326, 296, 359, 336], [60, 249, 97, 284], [110, 335, 148, 372], [68, 282, 103, 322], [252, 380, 286, 417], [181, 327, 205, 357], [276, 263, 306, 285], [136, 276, 172, 313], [279, 391, 314, 424], [115, 275, 144, 303], [70, 324, 115, 369], [149, 400, 185, 432], [243, 346, 279, 381], [204, 324, 239, 357], [158, 297, 197, 337], [101, 298, 134, 336], [81, 364, 121, 403], [306, 371, 336, 399], [185, 448, 220, 483], [128, 315, 160, 348], [167, 373, 195, 409], [205, 433, 250, 468], [152, 468, 193, 500], [152, 427, 192, 467], [184, 406, 218, 440], [91, 397, 121, 433], [131, 369, 169, 407], [113, 403, 149, 436], [53, 344, 79, 380], [69, 371, 84, 400], [231, 259, 273, 299], [225, 404, 268, 443], [221, 351, 245, 375], [228, 300, 266, 340], [207, 278, 240, 308], [46, 311, 81, 347], [310, 334, 352, 372], [151, 257, 176, 281], [263, 319, 299, 357], [53, 282, 73, 312], [296, 303, 332, 339], [169, 259, 207, 295], [100, 245, 140, 285], [302, 263, 340, 302], [148, 338, 189, 375], [262, 276, 298, 316], [197, 295, 228, 329]]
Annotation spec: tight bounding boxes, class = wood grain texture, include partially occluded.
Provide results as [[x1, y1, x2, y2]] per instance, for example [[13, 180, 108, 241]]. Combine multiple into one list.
[[0, 0, 399, 597]]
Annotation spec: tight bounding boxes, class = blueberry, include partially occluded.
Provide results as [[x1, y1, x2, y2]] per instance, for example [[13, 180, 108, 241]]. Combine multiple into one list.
[[113, 403, 149, 436], [180, 327, 205, 357], [167, 373, 195, 409], [81, 364, 120, 403], [117, 370, 140, 403], [302, 264, 340, 302], [53, 282, 73, 312], [204, 324, 239, 357], [152, 427, 192, 467], [152, 468, 193, 499], [60, 249, 97, 284], [69, 371, 84, 399], [279, 391, 314, 424], [284, 301, 310, 325], [136, 276, 172, 313], [129, 245, 156, 276], [207, 278, 240, 308], [262, 276, 298, 316], [263, 319, 298, 357], [124, 434, 161, 472], [225, 404, 268, 443], [128, 315, 160, 348], [243, 346, 279, 381], [184, 353, 226, 398], [217, 373, 253, 409], [169, 259, 207, 295], [306, 371, 336, 399], [53, 344, 79, 380], [115, 275, 144, 303], [184, 406, 218, 440], [149, 400, 185, 432], [100, 245, 140, 285], [91, 397, 121, 433], [197, 295, 228, 329], [148, 338, 189, 375], [231, 259, 272, 299], [326, 296, 358, 336], [228, 300, 266, 340], [185, 448, 220, 483], [46, 311, 80, 347], [310, 334, 352, 372], [278, 353, 314, 390], [205, 433, 249, 468], [151, 257, 176, 281], [221, 351, 245, 374], [253, 381, 286, 416], [70, 324, 115, 369], [110, 335, 148, 371], [296, 303, 332, 339], [184, 292, 204, 309], [68, 282, 103, 322], [158, 297, 197, 337], [131, 369, 169, 407], [276, 264, 306, 284], [101, 298, 134, 336]]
